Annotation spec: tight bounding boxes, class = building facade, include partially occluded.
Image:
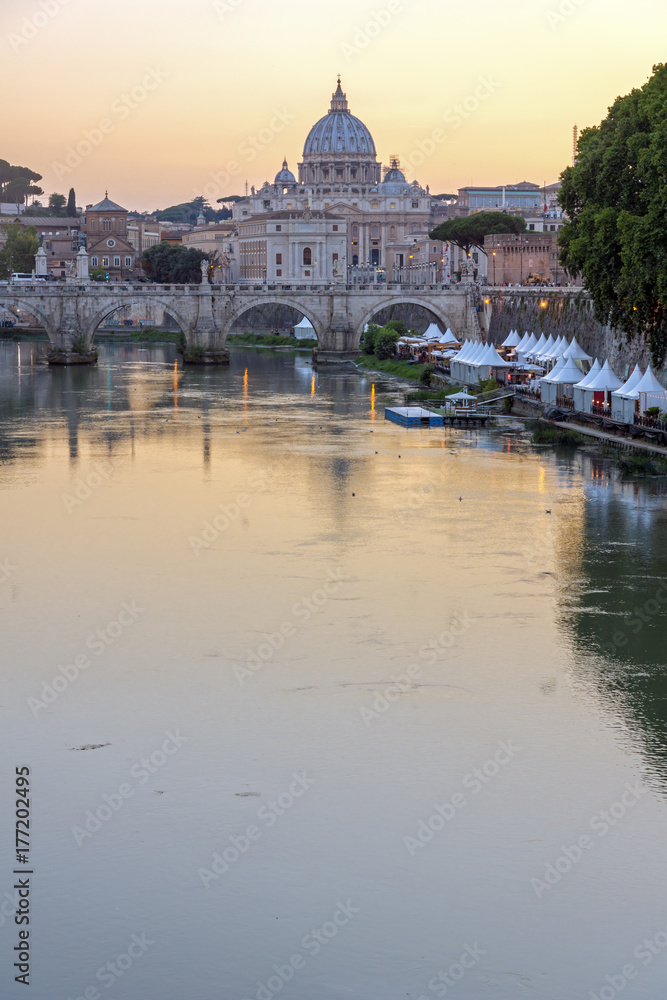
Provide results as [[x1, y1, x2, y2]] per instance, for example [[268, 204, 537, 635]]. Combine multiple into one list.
[[84, 194, 141, 280], [232, 79, 433, 279], [237, 210, 347, 282]]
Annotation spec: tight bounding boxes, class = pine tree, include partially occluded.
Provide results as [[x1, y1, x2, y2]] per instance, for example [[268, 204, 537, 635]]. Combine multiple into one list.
[[66, 188, 77, 217]]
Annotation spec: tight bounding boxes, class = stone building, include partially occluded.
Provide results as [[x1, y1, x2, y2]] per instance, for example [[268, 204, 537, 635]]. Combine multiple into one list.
[[232, 79, 432, 278], [236, 209, 347, 282], [84, 193, 141, 280], [4, 215, 83, 278], [182, 222, 237, 282], [483, 232, 570, 286]]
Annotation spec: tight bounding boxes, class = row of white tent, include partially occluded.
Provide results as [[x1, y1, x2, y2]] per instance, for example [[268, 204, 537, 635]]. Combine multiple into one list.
[[541, 356, 667, 421], [502, 329, 592, 365], [450, 339, 513, 382]]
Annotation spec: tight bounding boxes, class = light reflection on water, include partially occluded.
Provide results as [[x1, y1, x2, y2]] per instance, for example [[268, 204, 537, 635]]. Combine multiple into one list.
[[1, 341, 667, 999]]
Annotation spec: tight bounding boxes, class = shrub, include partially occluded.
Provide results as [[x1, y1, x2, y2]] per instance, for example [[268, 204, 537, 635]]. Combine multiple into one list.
[[362, 323, 381, 355], [71, 335, 89, 354], [375, 330, 398, 360], [532, 424, 585, 447], [420, 363, 436, 387]]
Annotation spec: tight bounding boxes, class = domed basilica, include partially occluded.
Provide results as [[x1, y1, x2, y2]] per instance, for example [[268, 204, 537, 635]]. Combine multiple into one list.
[[233, 78, 444, 283]]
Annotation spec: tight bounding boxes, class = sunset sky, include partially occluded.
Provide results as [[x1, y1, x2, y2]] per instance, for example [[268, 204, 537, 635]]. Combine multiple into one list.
[[2, 0, 666, 211]]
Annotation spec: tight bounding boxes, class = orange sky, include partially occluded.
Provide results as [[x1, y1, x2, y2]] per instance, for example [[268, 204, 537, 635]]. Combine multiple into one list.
[[2, 0, 665, 211]]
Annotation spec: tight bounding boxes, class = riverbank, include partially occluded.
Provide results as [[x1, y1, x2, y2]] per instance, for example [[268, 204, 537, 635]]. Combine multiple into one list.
[[355, 354, 433, 383], [227, 333, 316, 349]]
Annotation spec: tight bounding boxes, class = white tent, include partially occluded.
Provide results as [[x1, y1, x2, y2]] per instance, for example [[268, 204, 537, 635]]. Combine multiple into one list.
[[563, 337, 592, 363], [294, 316, 315, 340], [443, 327, 460, 344], [519, 332, 538, 356], [573, 359, 601, 411], [579, 360, 623, 413], [539, 356, 570, 403], [529, 333, 547, 357], [611, 364, 643, 421], [536, 334, 555, 361], [515, 332, 531, 353], [423, 323, 443, 341], [543, 357, 587, 404], [501, 330, 521, 348], [616, 365, 667, 422]]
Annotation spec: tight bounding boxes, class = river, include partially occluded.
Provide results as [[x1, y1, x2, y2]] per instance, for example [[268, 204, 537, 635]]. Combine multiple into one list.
[[2, 340, 667, 1000]]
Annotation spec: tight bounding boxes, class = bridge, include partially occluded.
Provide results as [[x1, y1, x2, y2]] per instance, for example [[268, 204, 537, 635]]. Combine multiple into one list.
[[0, 281, 477, 362]]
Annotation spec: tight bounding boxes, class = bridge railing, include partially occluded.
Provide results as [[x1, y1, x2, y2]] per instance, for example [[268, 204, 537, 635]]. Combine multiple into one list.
[[0, 281, 456, 295]]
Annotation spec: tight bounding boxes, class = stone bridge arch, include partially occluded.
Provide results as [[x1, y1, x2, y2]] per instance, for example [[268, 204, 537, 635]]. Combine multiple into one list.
[[4, 297, 58, 342], [89, 296, 194, 345], [355, 295, 457, 348], [220, 296, 325, 343]]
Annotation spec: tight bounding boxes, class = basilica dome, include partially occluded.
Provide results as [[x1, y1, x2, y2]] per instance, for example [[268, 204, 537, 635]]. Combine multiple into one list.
[[274, 159, 296, 185], [303, 78, 376, 157]]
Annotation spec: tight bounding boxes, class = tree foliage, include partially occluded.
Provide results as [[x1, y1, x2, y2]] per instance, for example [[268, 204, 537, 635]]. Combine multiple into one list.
[[154, 196, 231, 225], [0, 160, 42, 205], [559, 63, 667, 363], [0, 223, 39, 278], [141, 242, 208, 283], [429, 212, 526, 254], [48, 193, 67, 215], [375, 328, 400, 360], [66, 188, 77, 217]]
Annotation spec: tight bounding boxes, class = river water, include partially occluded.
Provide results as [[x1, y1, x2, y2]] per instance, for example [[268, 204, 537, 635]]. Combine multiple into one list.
[[2, 340, 667, 1000]]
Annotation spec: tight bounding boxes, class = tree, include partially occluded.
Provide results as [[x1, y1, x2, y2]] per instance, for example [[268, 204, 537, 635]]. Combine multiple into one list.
[[0, 161, 41, 202], [362, 323, 382, 354], [6, 177, 32, 213], [429, 212, 526, 255], [48, 193, 67, 215], [141, 242, 208, 283], [559, 63, 667, 363], [0, 223, 39, 278], [375, 328, 400, 360], [66, 188, 77, 217]]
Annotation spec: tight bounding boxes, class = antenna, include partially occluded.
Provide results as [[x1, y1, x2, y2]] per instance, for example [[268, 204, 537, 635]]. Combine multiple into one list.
[[245, 179, 248, 197], [573, 125, 578, 166]]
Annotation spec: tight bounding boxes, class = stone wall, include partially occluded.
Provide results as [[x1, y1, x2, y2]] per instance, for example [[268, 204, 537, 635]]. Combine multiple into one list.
[[482, 290, 658, 379]]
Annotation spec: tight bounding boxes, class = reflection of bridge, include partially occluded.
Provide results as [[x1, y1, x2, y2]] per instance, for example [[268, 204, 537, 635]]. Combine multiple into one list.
[[0, 282, 476, 361]]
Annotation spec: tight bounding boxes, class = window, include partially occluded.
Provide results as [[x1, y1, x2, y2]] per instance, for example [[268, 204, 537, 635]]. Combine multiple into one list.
[[303, 247, 312, 265], [114, 256, 121, 267], [412, 200, 419, 208], [371, 201, 378, 209], [102, 257, 109, 267], [125, 256, 132, 266], [102, 218, 112, 232], [276, 253, 282, 265], [91, 257, 98, 267], [276, 269, 282, 276], [305, 270, 310, 276], [352, 225, 358, 237], [332, 225, 338, 231], [390, 202, 396, 210], [275, 225, 282, 232], [352, 254, 358, 265], [263, 200, 271, 209], [372, 225, 379, 238]]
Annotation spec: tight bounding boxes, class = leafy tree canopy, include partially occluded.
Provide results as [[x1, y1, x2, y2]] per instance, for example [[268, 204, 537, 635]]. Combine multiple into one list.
[[430, 212, 526, 254], [141, 242, 208, 284], [559, 63, 667, 363], [154, 196, 231, 225], [67, 188, 77, 217], [0, 161, 42, 204], [0, 223, 39, 278]]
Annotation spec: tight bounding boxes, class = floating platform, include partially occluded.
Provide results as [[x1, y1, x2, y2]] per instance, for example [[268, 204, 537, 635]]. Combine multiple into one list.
[[384, 406, 444, 427]]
